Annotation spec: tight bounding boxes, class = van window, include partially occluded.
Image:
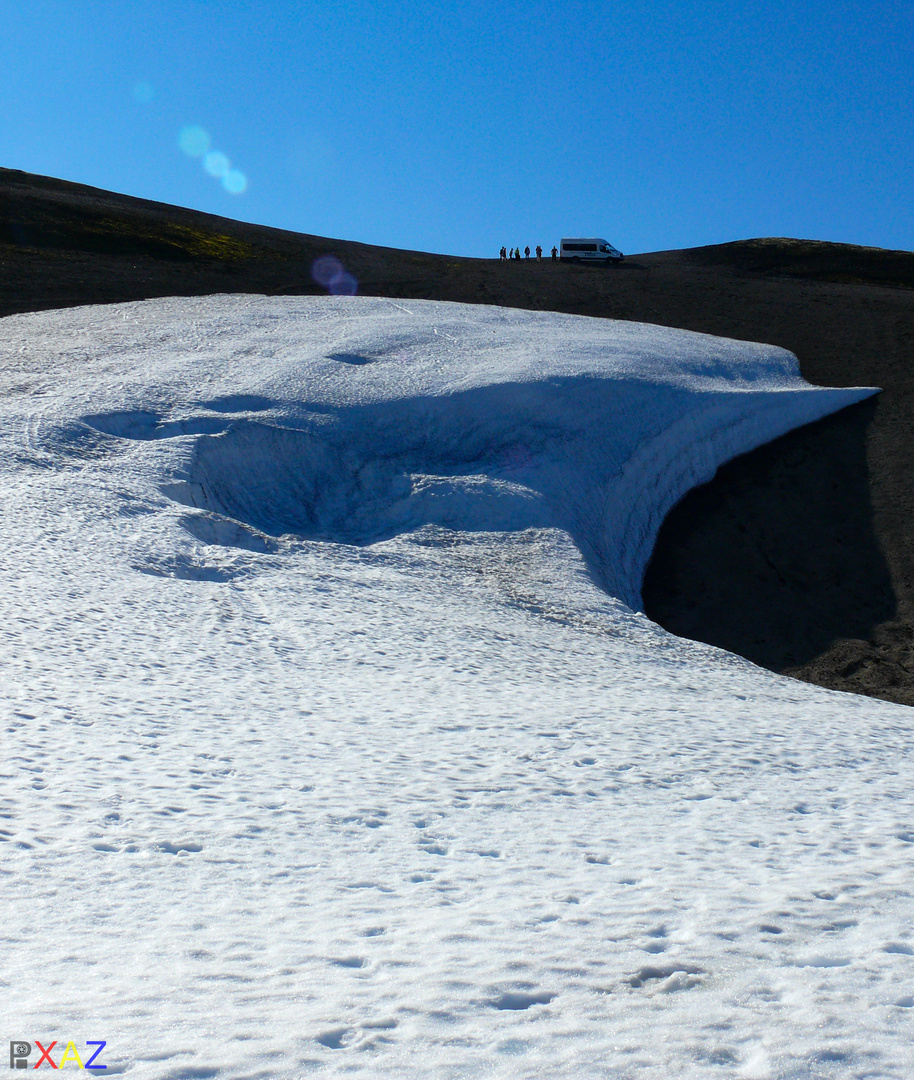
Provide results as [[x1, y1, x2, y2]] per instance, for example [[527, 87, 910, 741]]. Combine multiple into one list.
[[563, 243, 597, 252]]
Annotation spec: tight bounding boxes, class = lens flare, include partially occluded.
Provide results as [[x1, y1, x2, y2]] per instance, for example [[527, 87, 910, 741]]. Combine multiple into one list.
[[179, 126, 211, 158], [179, 126, 248, 195], [311, 255, 343, 287], [331, 272, 358, 296], [311, 256, 358, 296], [222, 169, 248, 195], [204, 151, 231, 179]]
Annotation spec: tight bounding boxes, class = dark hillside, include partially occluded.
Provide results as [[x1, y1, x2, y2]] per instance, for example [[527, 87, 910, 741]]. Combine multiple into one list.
[[3, 167, 913, 704]]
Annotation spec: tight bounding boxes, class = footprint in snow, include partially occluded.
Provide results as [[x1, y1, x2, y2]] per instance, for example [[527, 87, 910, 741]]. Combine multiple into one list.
[[157, 840, 203, 855], [626, 964, 704, 989], [490, 990, 555, 1010], [315, 1018, 397, 1052], [417, 836, 448, 856], [657, 971, 704, 992], [330, 956, 367, 968], [794, 954, 851, 968], [315, 1028, 352, 1050]]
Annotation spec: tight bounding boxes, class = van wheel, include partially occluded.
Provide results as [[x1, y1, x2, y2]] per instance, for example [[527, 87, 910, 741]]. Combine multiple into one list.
[[571, 256, 580, 264]]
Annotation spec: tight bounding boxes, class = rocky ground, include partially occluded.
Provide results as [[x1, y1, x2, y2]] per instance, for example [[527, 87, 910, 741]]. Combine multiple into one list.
[[2, 166, 912, 704]]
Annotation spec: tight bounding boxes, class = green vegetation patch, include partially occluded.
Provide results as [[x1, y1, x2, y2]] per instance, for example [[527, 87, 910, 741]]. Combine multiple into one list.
[[92, 217, 261, 261], [0, 208, 263, 263]]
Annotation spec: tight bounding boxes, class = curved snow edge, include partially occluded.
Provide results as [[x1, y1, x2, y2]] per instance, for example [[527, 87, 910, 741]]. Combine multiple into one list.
[[600, 385, 879, 611]]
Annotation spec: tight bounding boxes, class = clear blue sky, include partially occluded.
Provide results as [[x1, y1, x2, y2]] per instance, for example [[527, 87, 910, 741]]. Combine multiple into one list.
[[2, 0, 911, 257]]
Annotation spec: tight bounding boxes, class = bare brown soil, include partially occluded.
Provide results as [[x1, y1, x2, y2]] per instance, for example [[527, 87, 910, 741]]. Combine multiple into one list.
[[3, 167, 913, 705]]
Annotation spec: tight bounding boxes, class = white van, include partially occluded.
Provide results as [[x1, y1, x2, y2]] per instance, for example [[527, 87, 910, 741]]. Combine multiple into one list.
[[560, 238, 624, 264]]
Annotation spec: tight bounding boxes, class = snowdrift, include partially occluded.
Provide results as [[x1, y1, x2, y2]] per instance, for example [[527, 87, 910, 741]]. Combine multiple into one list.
[[57, 294, 873, 609], [5, 295, 913, 1080]]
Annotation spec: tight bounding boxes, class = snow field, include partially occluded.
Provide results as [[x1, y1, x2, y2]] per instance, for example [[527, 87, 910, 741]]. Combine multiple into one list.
[[1, 295, 912, 1078]]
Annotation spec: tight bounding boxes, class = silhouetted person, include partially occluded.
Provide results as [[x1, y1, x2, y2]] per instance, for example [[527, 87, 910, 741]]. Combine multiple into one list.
[[514, 247, 521, 260], [551, 246, 558, 260], [536, 245, 542, 260], [524, 246, 530, 259], [500, 246, 507, 261]]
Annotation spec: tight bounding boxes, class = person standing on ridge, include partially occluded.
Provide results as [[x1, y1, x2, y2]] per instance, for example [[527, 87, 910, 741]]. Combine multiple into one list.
[[524, 246, 530, 259], [536, 245, 542, 260], [551, 245, 558, 260], [500, 246, 507, 261], [514, 247, 521, 260]]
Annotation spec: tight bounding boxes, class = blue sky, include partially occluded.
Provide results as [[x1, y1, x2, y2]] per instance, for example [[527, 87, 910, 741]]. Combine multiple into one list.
[[2, 0, 911, 257]]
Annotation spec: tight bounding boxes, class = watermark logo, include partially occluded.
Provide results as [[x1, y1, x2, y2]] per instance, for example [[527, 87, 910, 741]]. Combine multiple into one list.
[[9, 1041, 107, 1069]]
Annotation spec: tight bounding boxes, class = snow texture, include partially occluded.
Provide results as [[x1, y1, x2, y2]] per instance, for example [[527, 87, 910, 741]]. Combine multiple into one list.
[[1, 294, 912, 1079]]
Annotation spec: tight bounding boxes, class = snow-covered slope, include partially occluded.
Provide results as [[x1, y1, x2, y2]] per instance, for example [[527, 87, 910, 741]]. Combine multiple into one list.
[[2, 295, 912, 1079]]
